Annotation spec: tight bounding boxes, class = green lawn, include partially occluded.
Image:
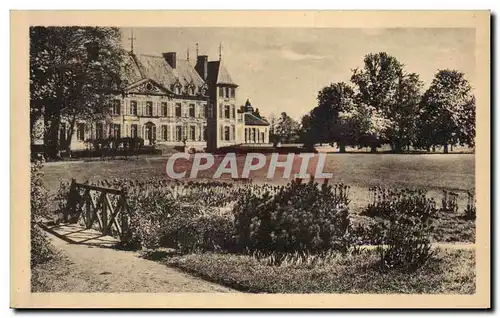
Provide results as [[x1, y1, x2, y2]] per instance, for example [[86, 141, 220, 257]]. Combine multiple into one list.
[[165, 248, 475, 294], [41, 153, 475, 243], [42, 153, 475, 213], [42, 153, 474, 193]]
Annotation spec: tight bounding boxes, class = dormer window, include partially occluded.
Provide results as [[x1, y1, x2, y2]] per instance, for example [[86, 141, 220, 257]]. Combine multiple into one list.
[[171, 81, 182, 95], [146, 82, 153, 91]]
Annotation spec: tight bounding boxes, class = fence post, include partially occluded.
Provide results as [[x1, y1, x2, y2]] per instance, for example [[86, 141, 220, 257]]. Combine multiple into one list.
[[85, 189, 92, 229], [101, 193, 108, 235], [120, 189, 130, 243], [64, 178, 77, 223]]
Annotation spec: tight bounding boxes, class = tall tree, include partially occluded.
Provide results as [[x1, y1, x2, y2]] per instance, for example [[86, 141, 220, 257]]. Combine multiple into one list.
[[316, 82, 356, 152], [416, 69, 475, 153], [275, 112, 300, 144], [350, 52, 423, 152], [30, 27, 125, 157], [393, 72, 424, 151]]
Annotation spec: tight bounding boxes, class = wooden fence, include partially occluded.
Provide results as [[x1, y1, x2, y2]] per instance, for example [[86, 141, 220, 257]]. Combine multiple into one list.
[[64, 179, 130, 241]]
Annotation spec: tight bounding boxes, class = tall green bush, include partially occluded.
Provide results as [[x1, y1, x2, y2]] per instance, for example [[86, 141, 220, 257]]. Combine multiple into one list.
[[367, 188, 438, 271], [234, 179, 353, 254], [30, 159, 54, 267]]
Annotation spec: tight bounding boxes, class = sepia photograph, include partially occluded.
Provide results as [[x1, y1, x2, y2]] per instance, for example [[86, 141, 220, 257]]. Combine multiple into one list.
[[11, 10, 490, 308]]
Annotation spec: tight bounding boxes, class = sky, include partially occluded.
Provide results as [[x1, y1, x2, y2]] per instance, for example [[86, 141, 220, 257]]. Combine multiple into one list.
[[120, 27, 475, 121]]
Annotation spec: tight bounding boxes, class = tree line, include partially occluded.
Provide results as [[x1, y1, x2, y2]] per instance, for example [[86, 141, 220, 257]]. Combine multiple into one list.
[[30, 27, 475, 156], [270, 52, 475, 153]]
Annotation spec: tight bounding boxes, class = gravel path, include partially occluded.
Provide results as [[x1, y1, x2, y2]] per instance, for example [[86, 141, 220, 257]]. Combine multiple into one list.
[[45, 231, 236, 293]]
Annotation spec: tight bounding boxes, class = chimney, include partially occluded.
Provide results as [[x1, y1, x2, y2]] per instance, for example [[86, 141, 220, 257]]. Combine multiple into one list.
[[163, 52, 177, 69], [195, 55, 208, 80]]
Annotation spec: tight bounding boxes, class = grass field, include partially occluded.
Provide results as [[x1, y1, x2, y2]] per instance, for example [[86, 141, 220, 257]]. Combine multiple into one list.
[[41, 153, 475, 242], [165, 248, 475, 294], [42, 153, 474, 192]]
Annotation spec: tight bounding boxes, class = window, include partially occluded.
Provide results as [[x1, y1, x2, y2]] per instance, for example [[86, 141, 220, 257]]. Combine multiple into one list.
[[219, 87, 224, 97], [225, 87, 229, 98], [230, 87, 235, 99], [203, 126, 207, 141], [232, 125, 236, 141], [190, 86, 195, 95], [176, 126, 182, 141], [112, 124, 121, 138], [146, 101, 153, 117], [175, 103, 182, 117], [162, 125, 169, 141], [77, 123, 85, 141], [189, 104, 195, 118], [190, 126, 196, 141], [130, 124, 137, 138], [96, 123, 104, 139], [129, 100, 137, 116], [224, 126, 230, 141], [161, 102, 168, 117], [112, 100, 121, 115], [224, 105, 231, 119], [173, 85, 181, 95], [232, 105, 236, 119]]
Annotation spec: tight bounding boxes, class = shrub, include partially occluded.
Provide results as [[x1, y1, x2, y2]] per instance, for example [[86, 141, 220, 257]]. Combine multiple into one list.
[[233, 179, 353, 254], [441, 190, 459, 213], [168, 208, 235, 254], [123, 180, 237, 253], [368, 188, 438, 271], [362, 187, 436, 219], [126, 187, 180, 250], [30, 159, 54, 267], [464, 191, 476, 220]]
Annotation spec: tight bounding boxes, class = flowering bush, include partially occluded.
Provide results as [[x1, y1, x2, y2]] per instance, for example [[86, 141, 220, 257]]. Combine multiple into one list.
[[362, 186, 436, 220], [366, 188, 438, 271], [234, 179, 353, 254], [441, 190, 459, 213], [464, 191, 476, 220]]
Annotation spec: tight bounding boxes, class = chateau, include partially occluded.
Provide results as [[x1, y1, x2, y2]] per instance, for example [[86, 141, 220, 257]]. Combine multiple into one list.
[[62, 49, 270, 152]]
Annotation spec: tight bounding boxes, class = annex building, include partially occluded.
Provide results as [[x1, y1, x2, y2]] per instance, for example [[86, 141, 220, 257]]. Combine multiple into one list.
[[63, 49, 270, 152]]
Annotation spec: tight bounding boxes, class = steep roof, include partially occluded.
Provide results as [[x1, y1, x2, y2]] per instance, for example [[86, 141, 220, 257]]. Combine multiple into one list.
[[207, 61, 238, 86], [245, 113, 270, 126], [121, 52, 205, 93]]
